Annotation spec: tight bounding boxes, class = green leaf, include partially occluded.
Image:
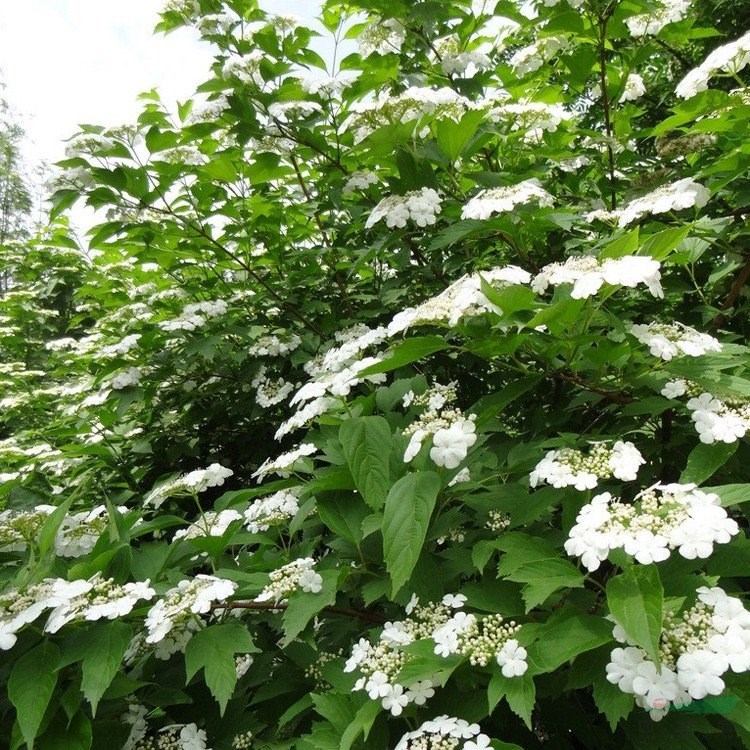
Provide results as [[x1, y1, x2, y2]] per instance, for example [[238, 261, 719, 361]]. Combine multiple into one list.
[[606, 565, 663, 665], [317, 492, 369, 544], [8, 641, 61, 749], [37, 496, 74, 561], [38, 711, 92, 750], [488, 672, 535, 728], [81, 621, 132, 715], [339, 417, 392, 511], [435, 109, 486, 160], [599, 227, 640, 259], [357, 337, 450, 376], [382, 471, 441, 596], [184, 622, 257, 715], [281, 569, 339, 647], [504, 558, 586, 612], [471, 377, 542, 429], [640, 226, 691, 260], [526, 608, 613, 673], [340, 699, 381, 750], [680, 441, 738, 485], [707, 484, 750, 507], [593, 676, 634, 731]]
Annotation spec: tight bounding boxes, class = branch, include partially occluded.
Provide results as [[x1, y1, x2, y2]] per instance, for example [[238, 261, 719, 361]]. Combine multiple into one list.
[[709, 254, 750, 330], [215, 600, 388, 624], [553, 371, 633, 405]]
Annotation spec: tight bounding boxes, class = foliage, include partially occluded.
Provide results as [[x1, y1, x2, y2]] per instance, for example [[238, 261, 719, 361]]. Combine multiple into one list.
[[1, 0, 750, 748]]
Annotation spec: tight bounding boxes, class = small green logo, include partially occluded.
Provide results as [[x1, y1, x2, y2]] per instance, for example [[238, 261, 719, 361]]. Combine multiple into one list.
[[647, 695, 739, 715]]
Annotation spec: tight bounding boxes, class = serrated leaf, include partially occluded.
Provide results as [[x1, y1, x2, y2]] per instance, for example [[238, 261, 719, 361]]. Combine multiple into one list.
[[281, 569, 339, 647], [8, 641, 61, 749], [339, 417, 392, 511], [81, 621, 132, 715], [340, 699, 381, 750], [488, 672, 535, 728], [357, 337, 450, 376], [526, 608, 613, 674], [382, 472, 441, 596], [184, 622, 257, 714], [504, 558, 585, 612], [37, 711, 92, 750], [593, 676, 634, 731], [606, 565, 663, 665], [680, 441, 738, 485], [317, 492, 369, 543]]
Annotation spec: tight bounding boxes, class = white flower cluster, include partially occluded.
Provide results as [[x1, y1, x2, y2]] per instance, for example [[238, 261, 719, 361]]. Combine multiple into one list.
[[56, 504, 131, 557], [625, 0, 691, 37], [366, 188, 443, 229], [530, 441, 645, 490], [509, 35, 569, 76], [686, 392, 750, 444], [267, 100, 322, 123], [145, 463, 233, 508], [0, 503, 131, 557], [255, 558, 323, 604], [402, 383, 478, 469], [662, 380, 750, 443], [607, 586, 750, 721], [346, 595, 524, 717], [486, 100, 573, 136], [342, 171, 378, 195], [565, 483, 738, 571], [389, 266, 531, 333], [221, 51, 265, 86], [132, 722, 208, 750], [0, 504, 55, 552], [630, 322, 722, 360], [251, 366, 295, 408], [111, 366, 142, 389], [395, 716, 492, 750], [244, 489, 301, 533], [0, 575, 155, 649], [277, 328, 389, 439], [532, 255, 663, 299], [587, 179, 710, 227], [619, 73, 646, 103], [342, 87, 470, 143], [159, 299, 228, 332], [676, 31, 750, 98], [248, 332, 302, 357], [252, 443, 317, 482], [358, 17, 406, 57], [435, 37, 491, 77], [461, 179, 554, 220], [145, 575, 236, 644], [173, 509, 242, 542]]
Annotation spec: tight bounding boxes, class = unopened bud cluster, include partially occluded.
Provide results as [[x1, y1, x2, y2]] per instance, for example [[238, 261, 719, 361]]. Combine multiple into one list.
[[395, 716, 491, 750], [530, 441, 645, 491], [254, 558, 323, 604], [345, 594, 525, 716], [403, 383, 477, 469]]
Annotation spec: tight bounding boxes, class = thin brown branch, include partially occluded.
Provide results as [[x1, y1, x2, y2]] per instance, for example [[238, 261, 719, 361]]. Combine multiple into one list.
[[215, 600, 388, 624]]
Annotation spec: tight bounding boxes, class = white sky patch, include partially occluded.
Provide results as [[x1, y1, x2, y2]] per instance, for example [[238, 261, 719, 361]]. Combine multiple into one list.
[[0, 1, 324, 167], [0, 0, 328, 232]]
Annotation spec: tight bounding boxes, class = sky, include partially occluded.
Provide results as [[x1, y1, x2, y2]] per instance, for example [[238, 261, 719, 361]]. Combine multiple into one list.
[[0, 0, 322, 168]]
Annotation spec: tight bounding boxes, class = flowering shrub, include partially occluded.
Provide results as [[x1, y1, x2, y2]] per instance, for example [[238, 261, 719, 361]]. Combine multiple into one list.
[[1, 0, 750, 748]]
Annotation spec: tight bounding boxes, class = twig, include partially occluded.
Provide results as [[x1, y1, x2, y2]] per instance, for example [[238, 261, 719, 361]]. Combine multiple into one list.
[[215, 600, 388, 624]]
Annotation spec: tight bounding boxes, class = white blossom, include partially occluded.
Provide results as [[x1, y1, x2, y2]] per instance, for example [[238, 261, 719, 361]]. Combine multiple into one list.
[[461, 179, 554, 219]]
